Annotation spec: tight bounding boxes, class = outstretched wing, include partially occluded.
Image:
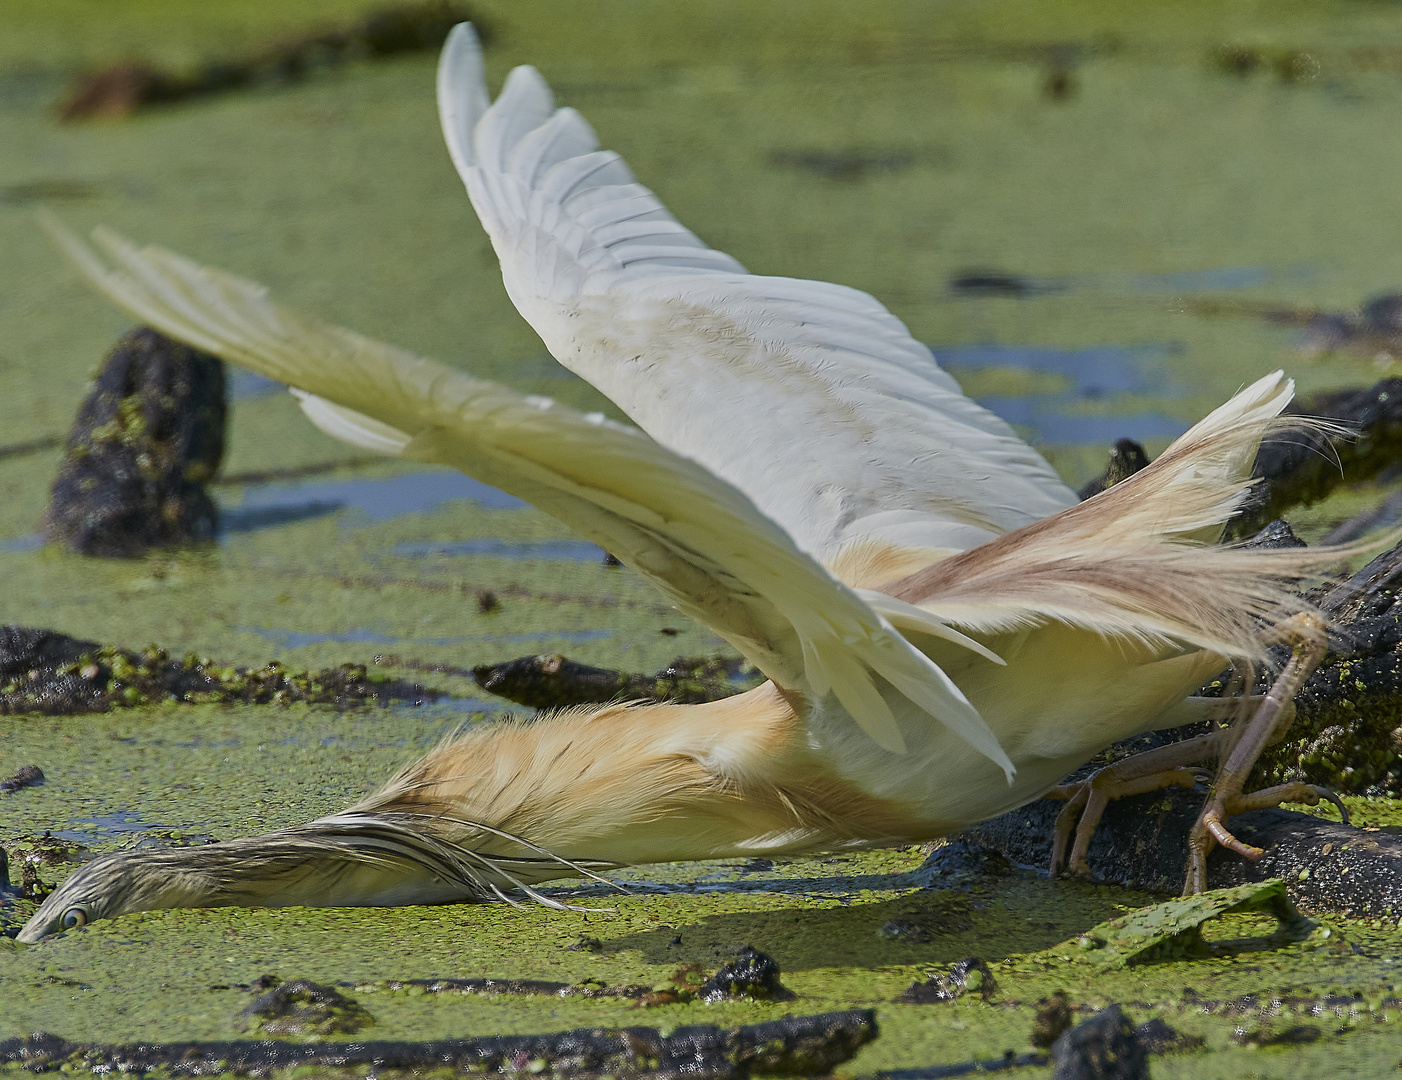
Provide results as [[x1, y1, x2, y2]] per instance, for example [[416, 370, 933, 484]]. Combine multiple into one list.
[[47, 218, 1014, 776], [438, 25, 1077, 564]]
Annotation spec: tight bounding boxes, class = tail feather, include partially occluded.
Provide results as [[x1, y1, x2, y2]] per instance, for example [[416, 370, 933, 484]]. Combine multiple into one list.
[[889, 372, 1360, 663]]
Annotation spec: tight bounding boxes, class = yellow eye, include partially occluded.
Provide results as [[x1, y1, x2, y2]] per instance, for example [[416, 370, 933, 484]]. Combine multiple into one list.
[[60, 908, 88, 929]]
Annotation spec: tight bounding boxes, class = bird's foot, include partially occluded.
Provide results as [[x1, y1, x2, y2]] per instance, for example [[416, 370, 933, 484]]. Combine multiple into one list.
[[1183, 613, 1330, 894], [1047, 736, 1220, 878]]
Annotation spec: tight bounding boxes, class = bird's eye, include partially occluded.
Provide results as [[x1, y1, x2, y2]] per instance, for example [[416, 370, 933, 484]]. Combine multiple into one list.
[[60, 907, 88, 929]]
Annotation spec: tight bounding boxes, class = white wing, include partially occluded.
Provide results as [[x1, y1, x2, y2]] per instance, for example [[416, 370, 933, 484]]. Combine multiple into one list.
[[438, 25, 1077, 564], [46, 218, 1015, 776]]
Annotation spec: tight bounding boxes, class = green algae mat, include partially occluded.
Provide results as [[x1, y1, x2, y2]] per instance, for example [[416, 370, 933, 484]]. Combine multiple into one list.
[[7, 0, 1402, 1075]]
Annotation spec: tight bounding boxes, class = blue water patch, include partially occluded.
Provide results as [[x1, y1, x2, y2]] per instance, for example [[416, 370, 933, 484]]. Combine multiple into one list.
[[392, 538, 607, 561], [220, 469, 525, 534], [229, 370, 286, 400], [237, 625, 613, 650], [53, 810, 172, 845], [0, 534, 44, 552], [932, 342, 1188, 445], [932, 342, 1178, 397], [1131, 265, 1267, 292], [978, 397, 1189, 444]]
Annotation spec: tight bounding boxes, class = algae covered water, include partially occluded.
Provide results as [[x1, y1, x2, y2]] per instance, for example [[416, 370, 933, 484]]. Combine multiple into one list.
[[6, 1, 1402, 1075]]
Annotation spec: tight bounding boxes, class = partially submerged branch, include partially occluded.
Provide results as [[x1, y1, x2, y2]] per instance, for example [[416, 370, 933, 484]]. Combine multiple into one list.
[[472, 653, 763, 710]]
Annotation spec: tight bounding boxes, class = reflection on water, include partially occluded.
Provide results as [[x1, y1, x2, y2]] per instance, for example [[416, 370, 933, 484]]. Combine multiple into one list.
[[237, 625, 613, 650], [936, 342, 1189, 444], [391, 538, 607, 561], [219, 469, 525, 535], [53, 810, 171, 845]]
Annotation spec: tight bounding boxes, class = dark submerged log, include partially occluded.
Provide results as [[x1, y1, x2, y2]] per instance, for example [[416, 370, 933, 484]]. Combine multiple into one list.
[[473, 653, 762, 709], [0, 1010, 877, 1077]]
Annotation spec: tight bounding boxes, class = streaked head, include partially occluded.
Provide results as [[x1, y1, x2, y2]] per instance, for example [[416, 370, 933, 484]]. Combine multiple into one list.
[[18, 847, 220, 943]]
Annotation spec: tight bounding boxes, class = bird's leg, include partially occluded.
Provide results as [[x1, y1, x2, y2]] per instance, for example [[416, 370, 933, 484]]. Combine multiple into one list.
[[1183, 613, 1329, 894]]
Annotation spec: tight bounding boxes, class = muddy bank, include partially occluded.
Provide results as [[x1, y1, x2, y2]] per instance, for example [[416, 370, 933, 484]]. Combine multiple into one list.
[[0, 627, 443, 715], [59, 1, 489, 121]]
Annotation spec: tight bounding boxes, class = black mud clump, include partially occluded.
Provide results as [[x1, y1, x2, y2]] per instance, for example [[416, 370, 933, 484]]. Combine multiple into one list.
[[1050, 1005, 1148, 1080], [238, 980, 374, 1039], [0, 626, 441, 715], [697, 945, 792, 1003], [0, 1010, 876, 1076], [60, 1, 490, 121], [41, 327, 225, 557], [1077, 439, 1151, 501], [474, 652, 762, 709], [0, 765, 44, 793], [897, 956, 997, 1004], [1031, 991, 1074, 1050]]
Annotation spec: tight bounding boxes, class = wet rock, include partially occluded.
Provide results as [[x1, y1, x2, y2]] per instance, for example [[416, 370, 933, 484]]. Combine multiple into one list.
[[0, 1010, 876, 1076], [473, 652, 761, 709], [1031, 991, 1074, 1049], [1049, 1005, 1147, 1080], [897, 957, 996, 1004], [0, 626, 442, 715], [697, 945, 791, 1003], [41, 327, 225, 557], [965, 786, 1402, 917], [60, 2, 489, 121], [1077, 439, 1151, 500], [0, 765, 44, 793], [918, 838, 1011, 884], [238, 980, 374, 1039]]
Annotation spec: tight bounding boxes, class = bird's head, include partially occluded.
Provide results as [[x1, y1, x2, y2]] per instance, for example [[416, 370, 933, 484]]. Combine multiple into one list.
[[17, 847, 222, 943]]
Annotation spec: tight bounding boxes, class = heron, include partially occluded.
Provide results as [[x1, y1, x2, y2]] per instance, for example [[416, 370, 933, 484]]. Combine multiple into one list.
[[18, 25, 1356, 943]]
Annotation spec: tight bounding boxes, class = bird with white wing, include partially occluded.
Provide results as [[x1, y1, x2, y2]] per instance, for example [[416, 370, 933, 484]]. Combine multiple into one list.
[[19, 25, 1358, 943]]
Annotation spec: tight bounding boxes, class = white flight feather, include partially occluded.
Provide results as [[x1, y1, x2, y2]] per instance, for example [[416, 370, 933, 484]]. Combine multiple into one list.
[[435, 23, 1078, 564]]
